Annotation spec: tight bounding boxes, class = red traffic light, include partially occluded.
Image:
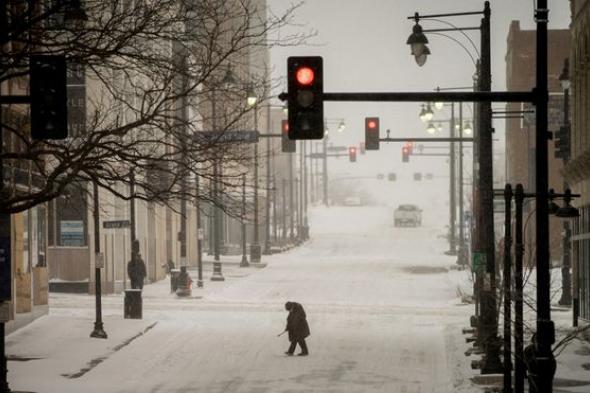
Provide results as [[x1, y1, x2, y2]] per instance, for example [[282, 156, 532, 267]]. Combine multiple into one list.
[[282, 121, 289, 133], [349, 147, 356, 153], [402, 146, 409, 154], [296, 66, 315, 86], [367, 120, 377, 129]]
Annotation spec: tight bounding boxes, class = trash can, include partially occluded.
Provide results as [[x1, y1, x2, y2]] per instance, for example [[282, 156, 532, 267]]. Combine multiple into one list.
[[124, 289, 142, 319], [170, 269, 180, 293]]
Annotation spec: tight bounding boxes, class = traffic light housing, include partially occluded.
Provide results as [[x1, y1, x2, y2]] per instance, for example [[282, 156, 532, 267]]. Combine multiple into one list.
[[287, 56, 323, 139], [281, 120, 296, 153], [30, 55, 68, 140], [554, 125, 570, 160], [402, 142, 412, 163], [365, 117, 380, 150], [349, 146, 357, 162]]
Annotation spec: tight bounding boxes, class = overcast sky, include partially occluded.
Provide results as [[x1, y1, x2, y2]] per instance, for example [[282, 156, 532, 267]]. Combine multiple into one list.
[[267, 0, 571, 183]]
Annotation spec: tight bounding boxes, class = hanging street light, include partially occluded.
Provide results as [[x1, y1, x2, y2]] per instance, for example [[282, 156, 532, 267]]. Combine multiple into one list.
[[406, 20, 430, 66], [426, 122, 436, 134], [463, 121, 473, 135]]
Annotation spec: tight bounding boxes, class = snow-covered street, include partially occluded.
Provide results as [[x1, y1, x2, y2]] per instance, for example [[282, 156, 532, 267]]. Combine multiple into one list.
[[7, 205, 477, 393]]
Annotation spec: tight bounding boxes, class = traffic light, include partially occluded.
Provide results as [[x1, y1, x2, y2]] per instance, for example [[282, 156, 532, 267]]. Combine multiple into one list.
[[402, 142, 413, 163], [30, 55, 68, 140], [349, 146, 357, 162], [554, 125, 570, 160], [281, 120, 296, 153], [365, 117, 380, 150], [359, 142, 366, 155], [287, 56, 324, 139]]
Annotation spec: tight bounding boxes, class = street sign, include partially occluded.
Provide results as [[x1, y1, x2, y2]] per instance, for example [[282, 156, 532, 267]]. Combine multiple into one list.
[[472, 252, 486, 273], [103, 220, 131, 229], [195, 130, 259, 144]]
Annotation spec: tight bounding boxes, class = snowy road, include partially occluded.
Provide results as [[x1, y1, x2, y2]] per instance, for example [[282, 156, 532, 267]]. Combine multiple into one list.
[[8, 206, 476, 393]]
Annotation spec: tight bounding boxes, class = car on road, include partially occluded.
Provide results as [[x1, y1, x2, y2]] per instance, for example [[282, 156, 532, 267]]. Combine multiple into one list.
[[394, 204, 422, 227]]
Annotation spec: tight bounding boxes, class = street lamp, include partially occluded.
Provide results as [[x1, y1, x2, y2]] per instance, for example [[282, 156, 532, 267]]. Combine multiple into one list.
[[247, 87, 262, 262], [463, 121, 473, 135], [408, 2, 502, 374], [406, 18, 430, 66], [426, 122, 436, 134]]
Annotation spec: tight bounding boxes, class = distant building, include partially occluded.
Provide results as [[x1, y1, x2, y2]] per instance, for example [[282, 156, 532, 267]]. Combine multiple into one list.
[[505, 21, 570, 266]]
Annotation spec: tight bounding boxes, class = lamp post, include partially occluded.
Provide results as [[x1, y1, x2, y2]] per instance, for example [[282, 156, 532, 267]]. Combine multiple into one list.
[[240, 173, 249, 267], [247, 89, 262, 263], [210, 65, 236, 281], [558, 58, 572, 308], [408, 2, 502, 373], [90, 181, 107, 339]]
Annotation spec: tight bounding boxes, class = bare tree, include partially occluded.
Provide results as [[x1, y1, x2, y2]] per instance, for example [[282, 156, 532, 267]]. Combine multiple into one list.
[[0, 0, 310, 218]]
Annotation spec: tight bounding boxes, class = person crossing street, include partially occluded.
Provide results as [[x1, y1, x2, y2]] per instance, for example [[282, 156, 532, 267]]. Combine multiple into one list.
[[282, 301, 310, 356]]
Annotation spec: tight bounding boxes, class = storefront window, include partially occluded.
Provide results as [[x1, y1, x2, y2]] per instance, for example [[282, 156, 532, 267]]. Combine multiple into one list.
[[48, 183, 88, 247]]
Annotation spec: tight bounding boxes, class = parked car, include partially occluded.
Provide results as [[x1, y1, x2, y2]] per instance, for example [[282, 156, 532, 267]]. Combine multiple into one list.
[[394, 204, 422, 227], [343, 196, 362, 206]]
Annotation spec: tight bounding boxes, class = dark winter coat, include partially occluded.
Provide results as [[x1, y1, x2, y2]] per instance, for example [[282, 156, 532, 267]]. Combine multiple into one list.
[[286, 302, 310, 342], [127, 254, 147, 289]]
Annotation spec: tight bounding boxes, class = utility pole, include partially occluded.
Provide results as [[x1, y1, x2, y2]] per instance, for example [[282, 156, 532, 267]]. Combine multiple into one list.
[[477, 2, 502, 373], [448, 102, 457, 255], [533, 2, 556, 390], [458, 102, 466, 266], [250, 106, 261, 262]]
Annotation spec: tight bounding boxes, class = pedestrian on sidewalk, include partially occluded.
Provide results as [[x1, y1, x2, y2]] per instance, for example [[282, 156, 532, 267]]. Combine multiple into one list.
[[282, 301, 310, 356], [127, 240, 147, 290]]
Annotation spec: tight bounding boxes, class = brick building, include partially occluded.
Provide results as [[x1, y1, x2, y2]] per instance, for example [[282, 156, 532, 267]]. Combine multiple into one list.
[[505, 21, 570, 265]]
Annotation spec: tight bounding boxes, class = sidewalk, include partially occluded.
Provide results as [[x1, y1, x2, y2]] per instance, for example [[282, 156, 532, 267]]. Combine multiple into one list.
[[5, 251, 283, 393]]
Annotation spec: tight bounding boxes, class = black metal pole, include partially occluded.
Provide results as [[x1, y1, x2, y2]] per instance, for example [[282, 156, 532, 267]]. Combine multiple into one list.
[[458, 102, 466, 266], [503, 184, 513, 393], [478, 2, 502, 374], [251, 107, 261, 262], [533, 1, 556, 390], [251, 141, 261, 262], [211, 162, 224, 281], [240, 174, 249, 267], [514, 184, 525, 393], [195, 176, 203, 287], [448, 102, 457, 255], [91, 181, 107, 339]]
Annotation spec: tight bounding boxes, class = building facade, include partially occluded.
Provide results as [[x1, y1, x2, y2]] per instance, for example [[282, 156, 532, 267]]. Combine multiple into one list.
[[505, 21, 570, 267], [568, 0, 590, 323]]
